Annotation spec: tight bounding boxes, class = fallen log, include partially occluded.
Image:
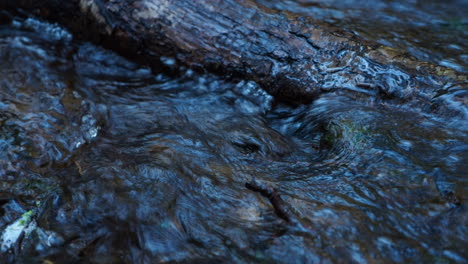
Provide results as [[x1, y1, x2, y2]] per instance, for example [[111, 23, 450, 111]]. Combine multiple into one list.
[[1, 0, 466, 105]]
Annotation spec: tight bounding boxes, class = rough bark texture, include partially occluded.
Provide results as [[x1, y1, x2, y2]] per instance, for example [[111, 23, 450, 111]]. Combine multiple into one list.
[[1, 0, 466, 104]]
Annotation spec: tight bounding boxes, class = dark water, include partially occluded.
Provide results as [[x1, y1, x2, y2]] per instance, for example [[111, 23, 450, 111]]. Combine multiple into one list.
[[0, 3, 467, 264]]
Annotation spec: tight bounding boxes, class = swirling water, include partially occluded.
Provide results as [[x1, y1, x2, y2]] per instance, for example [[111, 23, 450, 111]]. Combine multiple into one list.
[[0, 7, 467, 264]]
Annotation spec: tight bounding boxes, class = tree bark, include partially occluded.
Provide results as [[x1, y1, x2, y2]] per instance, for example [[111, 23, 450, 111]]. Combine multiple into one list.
[[1, 0, 466, 105]]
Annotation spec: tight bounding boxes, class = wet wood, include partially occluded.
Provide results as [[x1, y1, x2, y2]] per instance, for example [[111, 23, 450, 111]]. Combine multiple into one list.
[[245, 179, 314, 235], [245, 179, 292, 223], [1, 0, 466, 104]]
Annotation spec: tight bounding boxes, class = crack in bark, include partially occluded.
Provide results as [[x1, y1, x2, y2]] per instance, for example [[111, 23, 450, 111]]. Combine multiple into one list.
[[288, 30, 322, 51]]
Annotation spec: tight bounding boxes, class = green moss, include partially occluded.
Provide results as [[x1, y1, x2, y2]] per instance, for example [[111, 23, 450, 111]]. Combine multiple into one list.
[[323, 118, 370, 147], [19, 210, 34, 226], [323, 132, 336, 145]]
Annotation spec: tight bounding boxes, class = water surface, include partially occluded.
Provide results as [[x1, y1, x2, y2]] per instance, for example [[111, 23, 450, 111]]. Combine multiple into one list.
[[0, 5, 467, 264]]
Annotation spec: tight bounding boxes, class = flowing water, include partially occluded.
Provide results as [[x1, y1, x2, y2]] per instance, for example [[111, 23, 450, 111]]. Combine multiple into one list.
[[0, 1, 467, 263], [257, 0, 468, 73]]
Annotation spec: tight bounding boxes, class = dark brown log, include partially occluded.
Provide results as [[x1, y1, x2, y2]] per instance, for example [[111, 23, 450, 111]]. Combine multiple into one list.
[[1, 0, 466, 105], [245, 179, 292, 223], [245, 179, 314, 235]]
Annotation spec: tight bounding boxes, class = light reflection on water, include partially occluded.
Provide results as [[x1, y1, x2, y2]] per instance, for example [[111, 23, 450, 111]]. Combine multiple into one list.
[[0, 6, 467, 264], [257, 0, 468, 73]]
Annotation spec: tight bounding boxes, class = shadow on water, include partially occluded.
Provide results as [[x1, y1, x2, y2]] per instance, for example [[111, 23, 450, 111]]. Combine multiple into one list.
[[0, 5, 467, 264]]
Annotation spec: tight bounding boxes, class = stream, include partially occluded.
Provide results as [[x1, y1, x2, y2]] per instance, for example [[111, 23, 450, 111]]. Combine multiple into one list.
[[0, 1, 467, 263]]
